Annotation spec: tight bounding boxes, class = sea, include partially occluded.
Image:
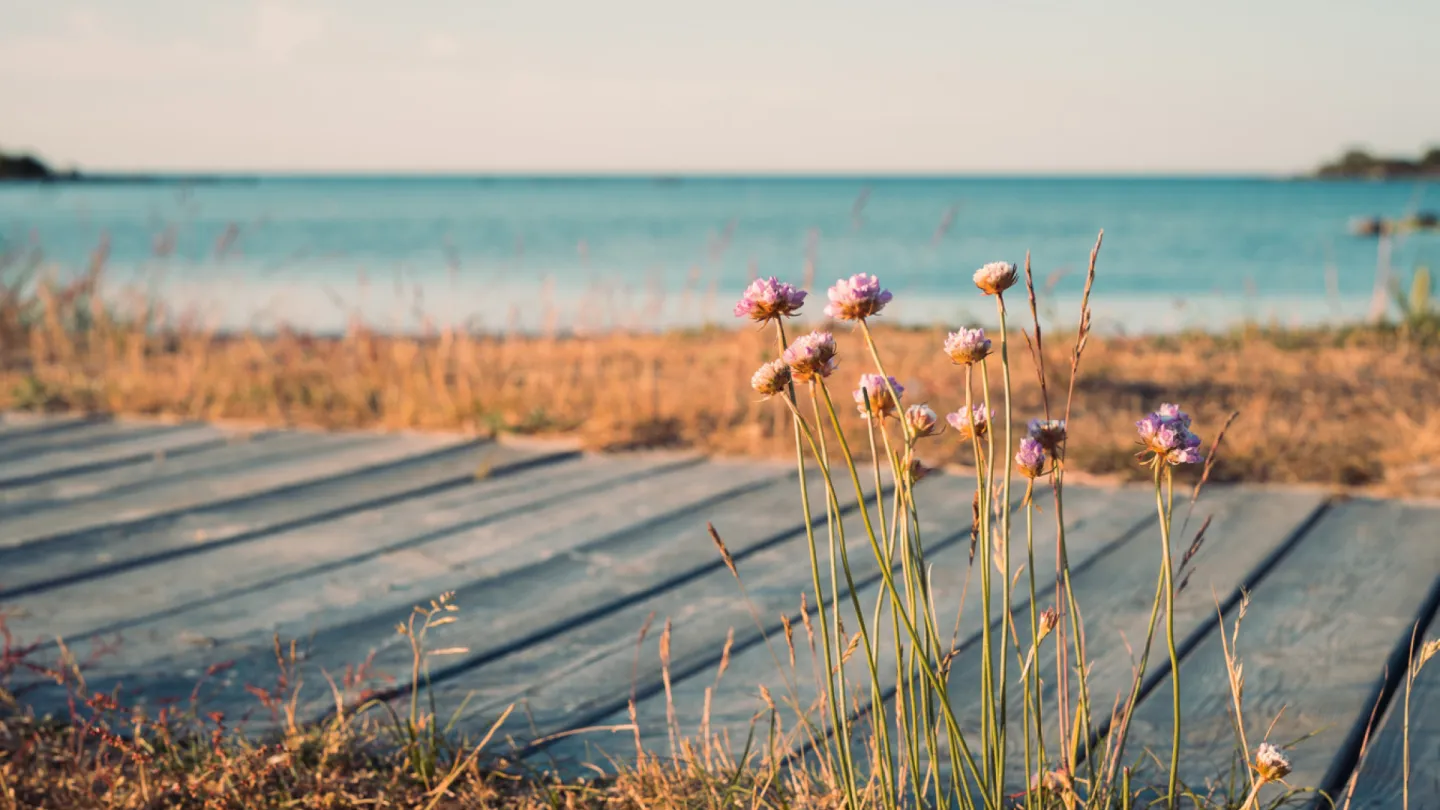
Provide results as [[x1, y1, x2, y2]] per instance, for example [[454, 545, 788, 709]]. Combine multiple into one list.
[[0, 176, 1435, 335]]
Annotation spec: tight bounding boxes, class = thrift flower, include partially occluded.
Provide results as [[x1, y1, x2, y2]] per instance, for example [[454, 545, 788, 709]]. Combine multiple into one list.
[[905, 404, 940, 437], [854, 374, 904, 419], [782, 331, 839, 382], [823, 274, 892, 321], [1137, 403, 1202, 465], [973, 261, 1018, 296], [1253, 743, 1292, 784], [906, 458, 934, 485], [750, 359, 791, 398], [1028, 418, 1068, 459], [947, 405, 991, 441], [733, 277, 807, 323], [943, 327, 992, 366], [1015, 437, 1047, 478]]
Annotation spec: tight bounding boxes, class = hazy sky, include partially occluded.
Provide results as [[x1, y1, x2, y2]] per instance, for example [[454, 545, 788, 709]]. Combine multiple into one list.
[[3, 0, 1437, 173]]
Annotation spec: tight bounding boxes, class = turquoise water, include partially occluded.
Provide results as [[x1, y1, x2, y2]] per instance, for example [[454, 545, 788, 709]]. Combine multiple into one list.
[[1, 176, 1435, 334]]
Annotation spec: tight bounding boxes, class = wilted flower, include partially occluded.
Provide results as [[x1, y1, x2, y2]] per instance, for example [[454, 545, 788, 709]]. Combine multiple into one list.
[[1028, 419, 1068, 459], [733, 277, 807, 323], [823, 274, 892, 321], [1137, 403, 1202, 465], [1253, 743, 1292, 784], [782, 331, 839, 382], [906, 404, 940, 437], [1029, 767, 1073, 797], [750, 359, 791, 398], [905, 458, 934, 485], [1037, 607, 1058, 641], [854, 374, 904, 419], [973, 261, 1018, 296], [1015, 437, 1047, 478], [947, 405, 991, 441], [943, 327, 992, 366]]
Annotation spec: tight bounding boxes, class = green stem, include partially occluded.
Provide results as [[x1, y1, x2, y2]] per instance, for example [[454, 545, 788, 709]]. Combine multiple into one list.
[[1159, 464, 1181, 808]]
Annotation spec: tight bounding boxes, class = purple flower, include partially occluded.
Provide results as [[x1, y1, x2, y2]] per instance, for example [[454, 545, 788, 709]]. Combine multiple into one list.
[[1015, 437, 1047, 478], [823, 274, 893, 321], [1028, 418, 1067, 459], [733, 277, 807, 323], [782, 331, 839, 382], [946, 405, 991, 441], [854, 374, 904, 419], [1136, 403, 1202, 465], [943, 327, 993, 366], [973, 261, 1018, 296], [750, 359, 791, 398], [906, 404, 940, 437]]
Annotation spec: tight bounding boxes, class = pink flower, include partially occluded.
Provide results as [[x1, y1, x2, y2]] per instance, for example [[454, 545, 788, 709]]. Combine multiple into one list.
[[973, 261, 1018, 296], [854, 374, 904, 419], [1027, 419, 1067, 459], [1015, 437, 1047, 478], [1136, 403, 1202, 465], [823, 274, 892, 321], [782, 331, 839, 382], [750, 359, 791, 398], [733, 277, 807, 323], [906, 404, 940, 437], [943, 327, 992, 365], [946, 405, 991, 441]]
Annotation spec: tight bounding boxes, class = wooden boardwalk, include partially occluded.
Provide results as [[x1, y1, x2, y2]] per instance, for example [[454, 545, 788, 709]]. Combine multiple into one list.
[[1, 413, 1436, 806]]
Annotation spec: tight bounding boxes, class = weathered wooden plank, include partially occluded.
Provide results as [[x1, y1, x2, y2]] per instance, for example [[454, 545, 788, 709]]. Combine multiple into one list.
[[0, 417, 157, 459], [0, 433, 480, 555], [0, 423, 232, 488], [4, 450, 681, 645], [0, 430, 357, 512], [0, 414, 105, 443], [1121, 499, 1440, 805], [13, 456, 785, 718], [1343, 599, 1440, 809], [374, 465, 886, 734], [535, 481, 1159, 774]]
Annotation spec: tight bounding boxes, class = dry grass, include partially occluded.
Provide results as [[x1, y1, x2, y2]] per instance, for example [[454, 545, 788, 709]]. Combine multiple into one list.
[[3, 269, 1439, 494]]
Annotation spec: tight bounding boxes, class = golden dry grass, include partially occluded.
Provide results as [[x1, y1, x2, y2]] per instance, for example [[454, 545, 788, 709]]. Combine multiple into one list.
[[4, 278, 1439, 495]]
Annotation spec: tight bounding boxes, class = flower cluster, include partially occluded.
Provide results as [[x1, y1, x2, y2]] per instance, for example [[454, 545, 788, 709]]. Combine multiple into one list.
[[1253, 743, 1292, 784], [905, 404, 940, 437], [943, 327, 992, 366], [974, 261, 1018, 296], [824, 274, 892, 321], [946, 405, 991, 441], [1136, 403, 1202, 465], [854, 374, 904, 420], [1015, 437, 1047, 478], [750, 359, 791, 398], [733, 277, 806, 323], [1028, 419, 1067, 459], [782, 331, 839, 382]]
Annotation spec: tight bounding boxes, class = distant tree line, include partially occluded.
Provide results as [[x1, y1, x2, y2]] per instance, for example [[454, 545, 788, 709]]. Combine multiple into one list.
[[1316, 146, 1440, 179], [0, 150, 80, 181]]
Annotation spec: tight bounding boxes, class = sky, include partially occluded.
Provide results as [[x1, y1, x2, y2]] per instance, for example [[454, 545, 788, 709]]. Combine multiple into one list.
[[2, 0, 1438, 174]]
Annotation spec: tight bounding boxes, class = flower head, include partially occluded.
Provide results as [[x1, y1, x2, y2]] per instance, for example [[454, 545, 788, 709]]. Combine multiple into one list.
[[1038, 608, 1059, 641], [782, 331, 839, 382], [973, 261, 1018, 296], [905, 458, 934, 485], [1028, 419, 1068, 459], [823, 274, 892, 321], [733, 277, 807, 323], [854, 374, 904, 419], [947, 405, 991, 441], [1015, 437, 1047, 478], [750, 359, 791, 398], [1253, 743, 1291, 784], [905, 404, 940, 437], [943, 327, 993, 366], [1137, 403, 1202, 465]]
